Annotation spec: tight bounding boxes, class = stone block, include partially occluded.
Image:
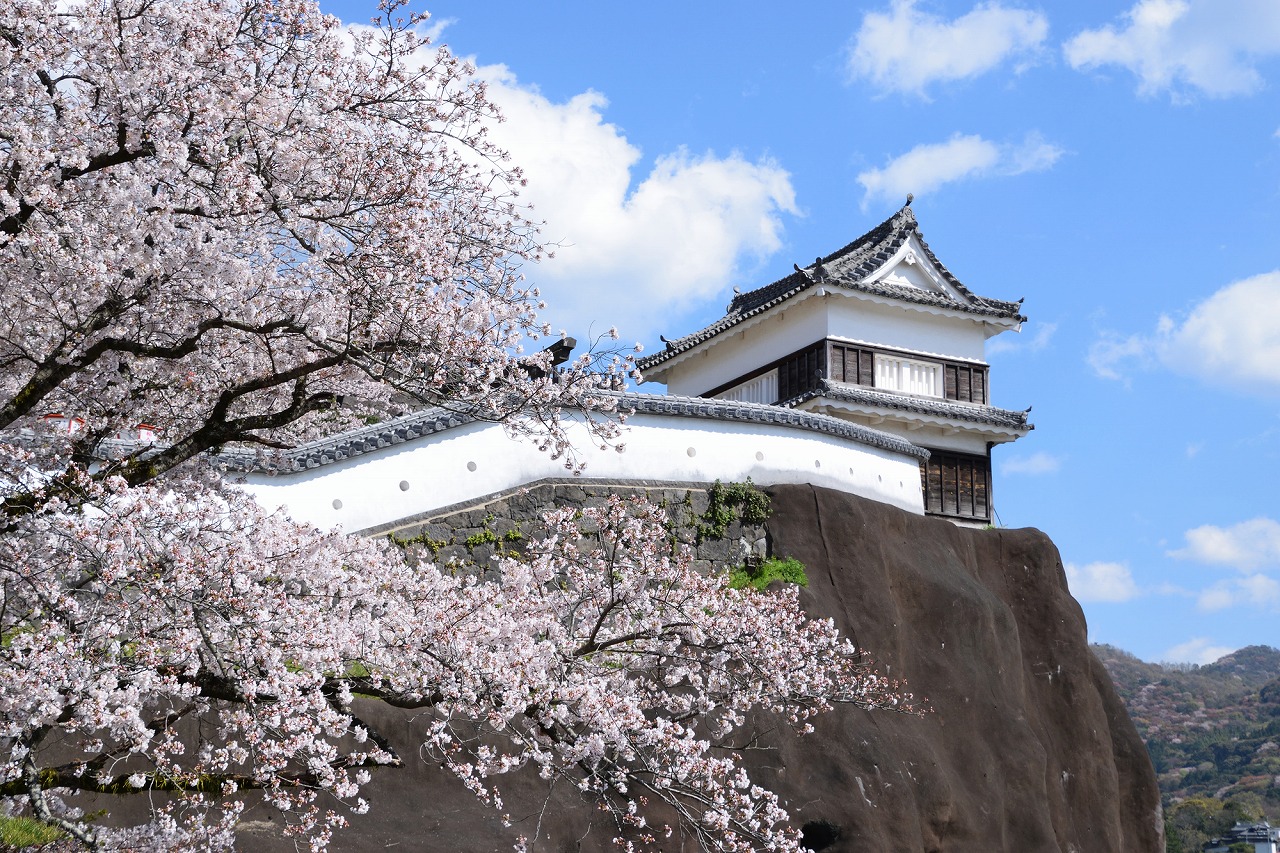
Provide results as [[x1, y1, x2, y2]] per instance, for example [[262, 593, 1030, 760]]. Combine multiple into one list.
[[422, 523, 453, 544], [557, 485, 587, 503], [436, 545, 468, 565], [490, 517, 517, 537]]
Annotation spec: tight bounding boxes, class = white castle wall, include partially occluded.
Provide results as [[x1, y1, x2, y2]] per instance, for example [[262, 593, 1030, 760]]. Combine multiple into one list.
[[236, 408, 926, 534], [654, 290, 997, 400], [824, 295, 990, 363], [661, 296, 829, 397]]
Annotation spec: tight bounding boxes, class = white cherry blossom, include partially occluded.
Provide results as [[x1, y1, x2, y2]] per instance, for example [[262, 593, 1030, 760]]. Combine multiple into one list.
[[0, 1, 909, 849]]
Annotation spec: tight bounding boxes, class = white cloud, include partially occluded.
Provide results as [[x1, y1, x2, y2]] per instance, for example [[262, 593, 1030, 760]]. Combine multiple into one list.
[[1157, 272, 1280, 392], [1086, 330, 1153, 384], [1170, 517, 1280, 569], [1196, 586, 1236, 611], [477, 66, 799, 343], [848, 0, 1048, 96], [987, 320, 1057, 356], [336, 17, 452, 59], [1065, 0, 1280, 99], [1004, 134, 1063, 174], [1170, 518, 1280, 613], [857, 132, 1063, 206], [1000, 451, 1063, 475], [336, 21, 799, 345], [1065, 561, 1140, 603], [1240, 573, 1280, 603], [1088, 271, 1280, 395], [1196, 574, 1280, 611], [859, 135, 997, 204], [1161, 636, 1237, 665]]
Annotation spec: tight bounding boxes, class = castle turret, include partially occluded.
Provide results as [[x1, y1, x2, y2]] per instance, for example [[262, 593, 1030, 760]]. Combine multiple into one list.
[[638, 201, 1032, 525]]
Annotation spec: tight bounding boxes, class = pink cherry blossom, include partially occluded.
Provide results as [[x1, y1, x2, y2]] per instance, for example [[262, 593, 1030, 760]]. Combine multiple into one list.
[[0, 1, 910, 849]]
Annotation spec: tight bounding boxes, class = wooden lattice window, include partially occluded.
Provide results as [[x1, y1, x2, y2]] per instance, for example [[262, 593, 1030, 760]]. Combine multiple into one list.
[[777, 343, 826, 401], [827, 343, 875, 387], [943, 363, 987, 404], [920, 450, 991, 521]]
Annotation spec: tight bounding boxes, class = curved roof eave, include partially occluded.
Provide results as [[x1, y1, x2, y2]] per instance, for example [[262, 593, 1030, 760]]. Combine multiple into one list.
[[789, 380, 1034, 434], [639, 202, 1025, 373], [219, 390, 932, 475]]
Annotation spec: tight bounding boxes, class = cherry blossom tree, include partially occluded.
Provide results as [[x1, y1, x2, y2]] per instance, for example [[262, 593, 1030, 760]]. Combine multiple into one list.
[[0, 0, 909, 850]]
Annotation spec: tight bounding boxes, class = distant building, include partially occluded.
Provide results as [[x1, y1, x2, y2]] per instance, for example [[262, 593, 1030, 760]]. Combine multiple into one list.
[[1204, 821, 1280, 853], [638, 199, 1032, 525]]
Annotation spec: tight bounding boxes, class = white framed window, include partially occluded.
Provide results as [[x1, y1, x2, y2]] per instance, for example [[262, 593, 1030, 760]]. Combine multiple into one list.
[[874, 354, 942, 398], [714, 370, 778, 405]]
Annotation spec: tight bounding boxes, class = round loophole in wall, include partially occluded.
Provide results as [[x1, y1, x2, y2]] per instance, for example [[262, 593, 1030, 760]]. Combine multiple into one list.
[[686, 447, 697, 458], [467, 461, 477, 472], [814, 459, 821, 468], [399, 480, 410, 492], [755, 451, 764, 461], [331, 499, 343, 510]]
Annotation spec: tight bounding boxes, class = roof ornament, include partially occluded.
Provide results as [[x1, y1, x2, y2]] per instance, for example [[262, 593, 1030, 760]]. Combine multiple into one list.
[[659, 334, 672, 350], [905, 193, 913, 206], [725, 286, 743, 312], [793, 259, 829, 280], [1017, 296, 1025, 304]]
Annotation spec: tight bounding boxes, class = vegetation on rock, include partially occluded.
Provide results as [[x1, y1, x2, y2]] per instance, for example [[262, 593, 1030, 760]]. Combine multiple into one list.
[[696, 479, 772, 542], [727, 557, 809, 592]]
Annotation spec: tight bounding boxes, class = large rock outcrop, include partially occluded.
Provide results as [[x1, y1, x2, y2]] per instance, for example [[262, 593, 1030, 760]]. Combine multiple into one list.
[[243, 484, 1160, 852]]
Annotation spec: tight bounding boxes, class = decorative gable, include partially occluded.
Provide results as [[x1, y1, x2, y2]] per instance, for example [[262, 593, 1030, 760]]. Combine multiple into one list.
[[636, 199, 1034, 526], [639, 199, 1024, 378], [868, 236, 971, 305]]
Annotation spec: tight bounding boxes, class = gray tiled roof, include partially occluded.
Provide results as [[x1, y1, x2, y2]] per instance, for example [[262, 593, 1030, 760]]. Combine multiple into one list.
[[219, 391, 931, 474], [791, 379, 1033, 432], [216, 408, 481, 473], [638, 203, 1025, 372]]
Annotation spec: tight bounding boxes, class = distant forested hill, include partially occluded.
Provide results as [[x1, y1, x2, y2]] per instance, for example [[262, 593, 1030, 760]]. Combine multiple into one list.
[[1095, 644, 1280, 851]]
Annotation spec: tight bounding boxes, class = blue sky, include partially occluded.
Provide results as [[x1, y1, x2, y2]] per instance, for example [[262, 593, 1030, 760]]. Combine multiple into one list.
[[320, 0, 1280, 665]]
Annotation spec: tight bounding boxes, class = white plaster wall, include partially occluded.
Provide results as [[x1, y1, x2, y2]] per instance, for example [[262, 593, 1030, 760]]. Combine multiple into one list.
[[825, 417, 991, 456], [798, 404, 1010, 455], [659, 296, 829, 397], [908, 428, 990, 456], [825, 295, 990, 362], [652, 292, 1004, 399], [237, 412, 926, 533]]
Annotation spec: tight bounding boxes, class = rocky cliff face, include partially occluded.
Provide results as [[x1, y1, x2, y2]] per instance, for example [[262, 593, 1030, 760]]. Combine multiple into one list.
[[244, 484, 1161, 852]]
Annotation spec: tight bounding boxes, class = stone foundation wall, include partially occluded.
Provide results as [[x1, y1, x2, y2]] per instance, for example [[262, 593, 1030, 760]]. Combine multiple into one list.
[[381, 480, 771, 575]]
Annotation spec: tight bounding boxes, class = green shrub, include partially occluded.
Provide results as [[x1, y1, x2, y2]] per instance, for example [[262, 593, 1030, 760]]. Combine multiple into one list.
[[463, 528, 497, 548], [696, 479, 771, 542], [387, 530, 448, 555], [727, 556, 808, 592], [0, 815, 64, 847]]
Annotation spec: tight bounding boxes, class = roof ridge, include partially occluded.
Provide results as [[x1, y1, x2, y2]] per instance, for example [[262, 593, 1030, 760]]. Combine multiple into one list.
[[818, 200, 915, 267], [638, 203, 1025, 373], [724, 201, 915, 314]]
